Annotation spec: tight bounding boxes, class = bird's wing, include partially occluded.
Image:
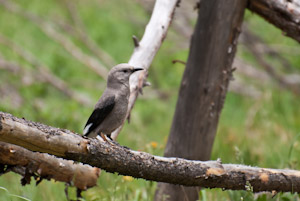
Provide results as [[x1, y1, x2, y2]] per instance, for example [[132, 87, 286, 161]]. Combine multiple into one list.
[[83, 95, 115, 136]]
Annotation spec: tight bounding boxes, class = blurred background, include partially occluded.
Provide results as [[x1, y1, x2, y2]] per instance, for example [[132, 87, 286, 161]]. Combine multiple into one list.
[[0, 0, 299, 200]]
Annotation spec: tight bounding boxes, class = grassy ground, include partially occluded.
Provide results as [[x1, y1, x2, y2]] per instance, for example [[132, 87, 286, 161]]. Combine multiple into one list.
[[0, 0, 299, 200]]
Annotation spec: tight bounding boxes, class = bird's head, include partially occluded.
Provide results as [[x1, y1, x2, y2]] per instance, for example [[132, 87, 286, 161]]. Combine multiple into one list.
[[107, 63, 143, 88]]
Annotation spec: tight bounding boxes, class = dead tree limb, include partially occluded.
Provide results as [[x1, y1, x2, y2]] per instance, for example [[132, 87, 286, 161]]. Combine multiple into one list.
[[0, 142, 100, 190], [111, 0, 179, 139], [1, 112, 300, 193], [248, 0, 300, 43]]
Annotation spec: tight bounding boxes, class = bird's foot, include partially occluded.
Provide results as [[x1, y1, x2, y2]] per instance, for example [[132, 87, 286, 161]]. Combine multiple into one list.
[[100, 133, 114, 146], [100, 133, 108, 142]]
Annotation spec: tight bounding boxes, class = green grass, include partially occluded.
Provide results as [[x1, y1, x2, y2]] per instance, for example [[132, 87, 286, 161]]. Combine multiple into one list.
[[0, 1, 300, 200]]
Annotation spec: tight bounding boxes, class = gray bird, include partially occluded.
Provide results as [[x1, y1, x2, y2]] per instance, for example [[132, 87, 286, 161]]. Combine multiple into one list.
[[83, 63, 143, 141]]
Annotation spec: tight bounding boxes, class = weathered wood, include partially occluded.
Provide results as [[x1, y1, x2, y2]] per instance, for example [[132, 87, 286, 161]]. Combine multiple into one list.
[[248, 0, 300, 43], [155, 0, 248, 200], [0, 112, 88, 157], [111, 0, 179, 139], [0, 142, 100, 190], [1, 112, 300, 193]]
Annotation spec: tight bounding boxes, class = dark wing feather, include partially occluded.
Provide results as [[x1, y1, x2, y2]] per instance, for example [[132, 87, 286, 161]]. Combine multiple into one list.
[[83, 95, 115, 136]]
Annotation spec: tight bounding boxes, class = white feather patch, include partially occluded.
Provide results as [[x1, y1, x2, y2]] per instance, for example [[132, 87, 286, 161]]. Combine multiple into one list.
[[83, 123, 93, 135]]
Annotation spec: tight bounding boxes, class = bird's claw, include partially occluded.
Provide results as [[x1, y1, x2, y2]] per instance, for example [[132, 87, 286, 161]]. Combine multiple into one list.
[[100, 133, 114, 146]]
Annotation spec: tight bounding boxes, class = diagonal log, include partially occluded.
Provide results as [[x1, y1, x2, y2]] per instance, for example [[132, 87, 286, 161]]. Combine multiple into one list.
[[0, 142, 100, 190], [1, 111, 300, 193], [248, 0, 300, 43]]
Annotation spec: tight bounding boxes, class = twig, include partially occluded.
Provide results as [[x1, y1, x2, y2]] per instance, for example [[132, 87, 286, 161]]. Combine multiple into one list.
[[1, 111, 300, 193], [132, 35, 140, 47], [172, 59, 186, 65]]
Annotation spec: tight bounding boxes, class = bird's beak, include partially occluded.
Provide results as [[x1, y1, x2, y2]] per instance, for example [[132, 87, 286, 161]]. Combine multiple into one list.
[[132, 68, 144, 72]]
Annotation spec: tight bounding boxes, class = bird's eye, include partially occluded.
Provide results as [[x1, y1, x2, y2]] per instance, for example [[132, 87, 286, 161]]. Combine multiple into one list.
[[123, 70, 128, 73]]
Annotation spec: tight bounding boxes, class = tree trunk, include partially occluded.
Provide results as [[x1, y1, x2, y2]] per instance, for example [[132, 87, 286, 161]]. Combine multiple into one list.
[[155, 0, 247, 200]]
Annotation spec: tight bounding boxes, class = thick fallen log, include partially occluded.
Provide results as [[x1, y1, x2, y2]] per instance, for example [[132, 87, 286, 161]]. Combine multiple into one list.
[[248, 0, 300, 43], [1, 111, 300, 193], [0, 142, 100, 190]]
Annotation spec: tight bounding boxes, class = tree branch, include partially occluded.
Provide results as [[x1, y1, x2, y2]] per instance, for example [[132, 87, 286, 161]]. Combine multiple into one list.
[[1, 111, 300, 193], [0, 142, 100, 190], [111, 0, 180, 139], [248, 0, 300, 43]]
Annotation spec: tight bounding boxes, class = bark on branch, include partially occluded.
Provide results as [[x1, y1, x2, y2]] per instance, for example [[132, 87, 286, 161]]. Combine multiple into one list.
[[1, 112, 300, 193], [111, 0, 179, 139], [0, 142, 100, 190], [248, 0, 300, 43]]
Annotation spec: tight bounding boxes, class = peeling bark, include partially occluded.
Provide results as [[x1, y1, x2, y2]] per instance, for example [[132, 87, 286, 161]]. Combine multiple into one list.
[[0, 142, 100, 190], [1, 112, 300, 193]]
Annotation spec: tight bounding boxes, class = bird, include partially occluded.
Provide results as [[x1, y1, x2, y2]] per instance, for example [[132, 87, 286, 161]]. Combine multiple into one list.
[[83, 63, 143, 142]]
